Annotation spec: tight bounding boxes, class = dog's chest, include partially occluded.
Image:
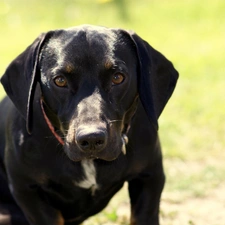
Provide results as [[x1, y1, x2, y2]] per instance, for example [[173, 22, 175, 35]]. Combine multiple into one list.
[[73, 160, 99, 195]]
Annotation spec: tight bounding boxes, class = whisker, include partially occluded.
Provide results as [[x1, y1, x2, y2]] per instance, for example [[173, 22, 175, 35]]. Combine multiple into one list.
[[108, 120, 122, 123]]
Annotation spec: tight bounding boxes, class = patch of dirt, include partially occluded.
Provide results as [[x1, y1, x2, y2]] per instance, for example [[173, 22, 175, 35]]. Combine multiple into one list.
[[161, 183, 225, 225]]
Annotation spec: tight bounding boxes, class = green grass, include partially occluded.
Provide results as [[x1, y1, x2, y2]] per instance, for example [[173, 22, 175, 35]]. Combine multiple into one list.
[[1, 0, 225, 224]]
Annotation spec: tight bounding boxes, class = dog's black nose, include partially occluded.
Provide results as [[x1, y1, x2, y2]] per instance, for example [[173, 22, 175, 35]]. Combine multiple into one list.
[[76, 128, 107, 152]]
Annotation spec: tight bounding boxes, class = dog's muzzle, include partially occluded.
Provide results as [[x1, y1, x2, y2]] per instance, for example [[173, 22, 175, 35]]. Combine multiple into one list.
[[40, 98, 129, 159]]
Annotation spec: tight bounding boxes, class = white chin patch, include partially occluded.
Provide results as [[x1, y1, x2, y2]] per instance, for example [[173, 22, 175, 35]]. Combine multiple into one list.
[[121, 134, 129, 155]]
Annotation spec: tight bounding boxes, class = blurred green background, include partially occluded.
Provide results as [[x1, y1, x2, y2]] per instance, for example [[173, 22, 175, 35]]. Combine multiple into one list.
[[0, 0, 225, 224]]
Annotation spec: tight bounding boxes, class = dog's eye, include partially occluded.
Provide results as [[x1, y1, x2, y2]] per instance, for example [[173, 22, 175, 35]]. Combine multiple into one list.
[[112, 73, 124, 86], [54, 76, 68, 87]]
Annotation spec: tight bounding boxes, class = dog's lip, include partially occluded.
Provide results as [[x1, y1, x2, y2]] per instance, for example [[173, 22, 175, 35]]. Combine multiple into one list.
[[65, 149, 120, 162], [84, 152, 118, 161]]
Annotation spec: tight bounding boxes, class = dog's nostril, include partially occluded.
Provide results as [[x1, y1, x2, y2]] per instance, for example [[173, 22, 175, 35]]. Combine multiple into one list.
[[80, 140, 89, 147], [76, 128, 107, 152]]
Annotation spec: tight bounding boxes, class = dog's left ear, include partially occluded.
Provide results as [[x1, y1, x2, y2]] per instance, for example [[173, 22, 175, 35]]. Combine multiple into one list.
[[126, 31, 179, 130], [1, 32, 53, 134]]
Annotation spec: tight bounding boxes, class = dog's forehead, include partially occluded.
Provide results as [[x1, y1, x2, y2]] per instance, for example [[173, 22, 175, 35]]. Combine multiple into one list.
[[66, 25, 117, 49], [41, 25, 137, 77], [45, 26, 119, 68], [66, 25, 117, 42]]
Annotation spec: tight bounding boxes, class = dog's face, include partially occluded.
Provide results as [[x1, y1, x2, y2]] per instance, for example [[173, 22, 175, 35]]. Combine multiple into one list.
[[1, 25, 178, 162], [39, 26, 138, 161]]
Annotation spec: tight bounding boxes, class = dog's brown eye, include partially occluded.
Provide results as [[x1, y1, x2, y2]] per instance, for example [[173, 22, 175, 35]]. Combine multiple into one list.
[[112, 73, 124, 85], [54, 76, 68, 87]]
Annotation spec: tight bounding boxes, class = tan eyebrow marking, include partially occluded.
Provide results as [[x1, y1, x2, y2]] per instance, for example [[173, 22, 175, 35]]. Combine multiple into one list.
[[65, 63, 75, 73], [104, 59, 113, 70]]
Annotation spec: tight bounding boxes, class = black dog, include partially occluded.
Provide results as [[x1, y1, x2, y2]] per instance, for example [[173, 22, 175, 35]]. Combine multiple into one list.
[[0, 25, 178, 225]]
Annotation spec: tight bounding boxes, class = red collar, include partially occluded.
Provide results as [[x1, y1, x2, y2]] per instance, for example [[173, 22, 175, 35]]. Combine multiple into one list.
[[40, 98, 65, 145]]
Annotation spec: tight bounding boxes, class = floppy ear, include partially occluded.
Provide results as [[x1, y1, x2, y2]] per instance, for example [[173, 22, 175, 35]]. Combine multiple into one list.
[[128, 32, 179, 130], [1, 32, 53, 134]]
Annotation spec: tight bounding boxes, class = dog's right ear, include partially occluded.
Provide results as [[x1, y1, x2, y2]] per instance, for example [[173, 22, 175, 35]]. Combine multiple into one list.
[[1, 31, 53, 134]]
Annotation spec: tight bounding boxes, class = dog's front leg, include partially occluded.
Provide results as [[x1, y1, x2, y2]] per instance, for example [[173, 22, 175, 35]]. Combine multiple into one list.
[[128, 160, 165, 225], [9, 184, 64, 225]]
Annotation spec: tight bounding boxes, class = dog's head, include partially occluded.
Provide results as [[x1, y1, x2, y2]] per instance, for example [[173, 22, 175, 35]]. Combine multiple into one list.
[[1, 25, 178, 161]]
